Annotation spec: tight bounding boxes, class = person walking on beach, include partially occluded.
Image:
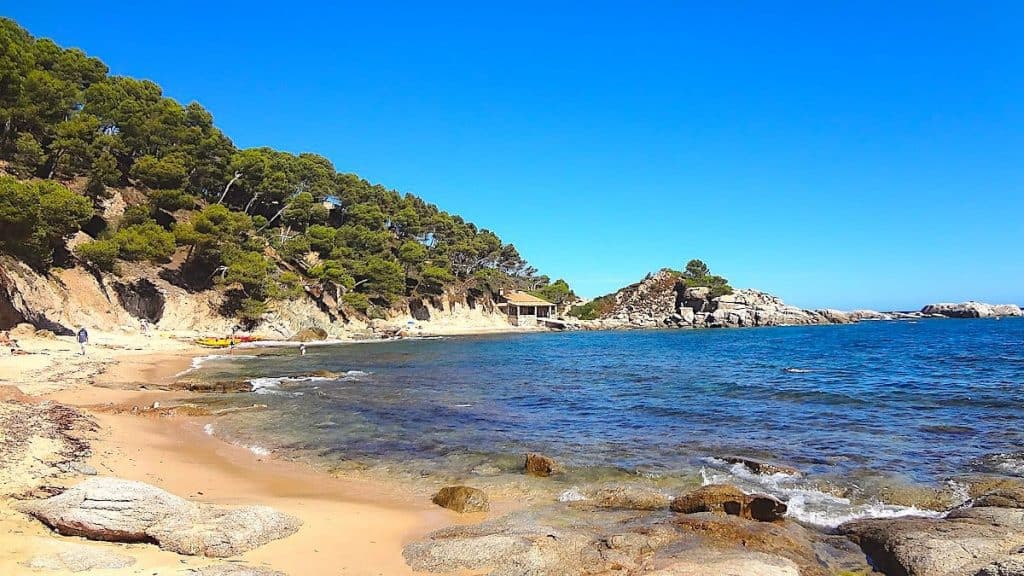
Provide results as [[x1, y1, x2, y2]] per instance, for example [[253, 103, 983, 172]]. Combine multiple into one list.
[[299, 343, 307, 356], [77, 327, 89, 355]]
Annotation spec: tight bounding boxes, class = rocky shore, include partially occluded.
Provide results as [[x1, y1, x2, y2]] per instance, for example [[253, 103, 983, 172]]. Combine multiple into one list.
[[568, 269, 1023, 330]]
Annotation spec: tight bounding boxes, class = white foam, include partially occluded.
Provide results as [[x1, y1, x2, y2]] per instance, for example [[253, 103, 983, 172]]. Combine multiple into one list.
[[248, 445, 271, 457], [203, 423, 215, 436], [700, 460, 943, 529], [248, 375, 332, 394], [175, 353, 256, 377], [557, 487, 587, 502]]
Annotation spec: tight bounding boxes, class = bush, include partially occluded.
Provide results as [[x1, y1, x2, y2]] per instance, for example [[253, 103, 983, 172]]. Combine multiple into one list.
[[568, 295, 615, 320], [148, 188, 195, 211], [237, 297, 267, 322], [74, 238, 118, 271], [342, 292, 370, 312], [0, 176, 93, 269], [114, 222, 176, 263]]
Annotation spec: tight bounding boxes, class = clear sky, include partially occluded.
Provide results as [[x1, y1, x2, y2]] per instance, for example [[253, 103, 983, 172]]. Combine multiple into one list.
[[6, 2, 1022, 309]]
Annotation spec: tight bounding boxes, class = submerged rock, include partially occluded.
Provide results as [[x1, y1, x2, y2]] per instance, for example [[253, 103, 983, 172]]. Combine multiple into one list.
[[973, 486, 1024, 509], [524, 452, 559, 477], [17, 477, 301, 557], [670, 484, 787, 522], [432, 486, 489, 513]]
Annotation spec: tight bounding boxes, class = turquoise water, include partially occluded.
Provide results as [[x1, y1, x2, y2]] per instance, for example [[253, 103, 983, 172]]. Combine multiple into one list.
[[188, 319, 1024, 525]]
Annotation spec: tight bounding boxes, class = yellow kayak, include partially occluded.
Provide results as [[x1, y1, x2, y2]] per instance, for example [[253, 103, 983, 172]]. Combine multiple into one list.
[[195, 337, 234, 348]]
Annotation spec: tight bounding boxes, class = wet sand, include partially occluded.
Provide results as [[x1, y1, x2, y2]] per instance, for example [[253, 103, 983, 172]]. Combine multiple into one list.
[[0, 332, 497, 575]]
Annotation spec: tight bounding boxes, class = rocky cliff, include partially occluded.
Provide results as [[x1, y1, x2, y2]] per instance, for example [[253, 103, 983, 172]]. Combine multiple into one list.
[[0, 256, 516, 338], [575, 269, 857, 329]]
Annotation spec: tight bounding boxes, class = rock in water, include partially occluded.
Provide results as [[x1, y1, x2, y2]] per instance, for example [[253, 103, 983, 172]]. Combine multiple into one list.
[[432, 486, 489, 513], [973, 486, 1024, 509], [524, 453, 559, 477], [16, 477, 301, 557], [23, 543, 135, 572], [921, 302, 1024, 318], [721, 455, 801, 476], [670, 484, 787, 522]]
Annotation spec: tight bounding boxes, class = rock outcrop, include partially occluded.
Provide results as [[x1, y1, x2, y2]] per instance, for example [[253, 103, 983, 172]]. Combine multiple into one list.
[[839, 506, 1024, 576], [670, 484, 788, 522], [17, 477, 301, 557], [0, 398, 96, 498], [405, 495, 869, 576], [432, 486, 489, 513], [921, 302, 1023, 319], [576, 269, 878, 330]]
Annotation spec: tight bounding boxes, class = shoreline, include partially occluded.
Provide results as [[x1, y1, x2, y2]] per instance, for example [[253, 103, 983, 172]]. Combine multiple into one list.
[[0, 332, 510, 575]]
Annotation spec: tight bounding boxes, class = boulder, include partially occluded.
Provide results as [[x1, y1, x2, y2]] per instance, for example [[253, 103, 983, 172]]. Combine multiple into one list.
[[589, 485, 670, 510], [23, 543, 135, 572], [289, 327, 328, 341], [721, 455, 801, 476], [839, 507, 1024, 576], [670, 485, 787, 522], [17, 477, 301, 557], [432, 486, 489, 513], [524, 453, 559, 477]]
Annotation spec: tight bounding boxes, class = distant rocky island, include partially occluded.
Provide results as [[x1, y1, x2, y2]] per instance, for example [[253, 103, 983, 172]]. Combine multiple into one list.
[[565, 268, 1022, 330]]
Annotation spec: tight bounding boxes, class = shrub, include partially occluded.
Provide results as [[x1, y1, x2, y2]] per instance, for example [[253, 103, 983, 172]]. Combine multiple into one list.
[[568, 295, 616, 320], [342, 292, 370, 312], [148, 188, 195, 211], [129, 154, 187, 189], [0, 176, 93, 269], [114, 222, 176, 263], [74, 239, 118, 271]]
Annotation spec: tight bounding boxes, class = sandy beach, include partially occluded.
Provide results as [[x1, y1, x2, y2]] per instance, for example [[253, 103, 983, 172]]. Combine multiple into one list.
[[0, 328, 500, 575]]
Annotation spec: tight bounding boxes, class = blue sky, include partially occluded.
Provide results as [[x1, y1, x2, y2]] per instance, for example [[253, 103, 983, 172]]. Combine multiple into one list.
[[6, 2, 1022, 309]]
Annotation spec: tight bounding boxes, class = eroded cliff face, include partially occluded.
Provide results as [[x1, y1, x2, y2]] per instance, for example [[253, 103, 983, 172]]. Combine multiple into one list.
[[578, 269, 855, 329], [0, 256, 516, 338]]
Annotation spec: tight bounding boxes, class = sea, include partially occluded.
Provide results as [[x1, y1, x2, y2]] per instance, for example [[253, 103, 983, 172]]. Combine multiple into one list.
[[181, 318, 1024, 528]]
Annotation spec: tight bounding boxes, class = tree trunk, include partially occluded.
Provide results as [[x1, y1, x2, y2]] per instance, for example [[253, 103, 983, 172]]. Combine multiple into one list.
[[216, 172, 243, 204]]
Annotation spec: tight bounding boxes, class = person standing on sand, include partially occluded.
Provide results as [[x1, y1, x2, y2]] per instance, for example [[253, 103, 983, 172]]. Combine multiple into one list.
[[77, 327, 89, 355], [300, 343, 307, 356]]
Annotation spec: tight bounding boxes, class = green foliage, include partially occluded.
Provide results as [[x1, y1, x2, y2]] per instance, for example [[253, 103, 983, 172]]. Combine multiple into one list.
[[568, 295, 616, 320], [0, 18, 544, 318], [130, 154, 187, 189], [237, 297, 267, 322], [120, 204, 154, 227], [356, 256, 405, 302], [681, 258, 733, 299], [222, 250, 273, 298], [269, 270, 304, 300], [74, 238, 118, 271], [341, 292, 370, 312], [530, 278, 575, 306], [148, 188, 194, 211], [113, 221, 175, 263], [419, 264, 454, 294], [11, 132, 44, 177], [0, 175, 92, 268]]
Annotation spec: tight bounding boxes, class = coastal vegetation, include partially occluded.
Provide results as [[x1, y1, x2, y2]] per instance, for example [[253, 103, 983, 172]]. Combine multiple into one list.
[[0, 18, 561, 322]]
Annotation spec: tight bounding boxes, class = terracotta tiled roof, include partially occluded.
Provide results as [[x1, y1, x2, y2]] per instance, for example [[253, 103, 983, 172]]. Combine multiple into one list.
[[502, 291, 554, 305]]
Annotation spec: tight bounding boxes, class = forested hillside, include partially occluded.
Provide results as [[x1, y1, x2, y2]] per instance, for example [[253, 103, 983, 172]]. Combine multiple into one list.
[[0, 18, 566, 324]]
